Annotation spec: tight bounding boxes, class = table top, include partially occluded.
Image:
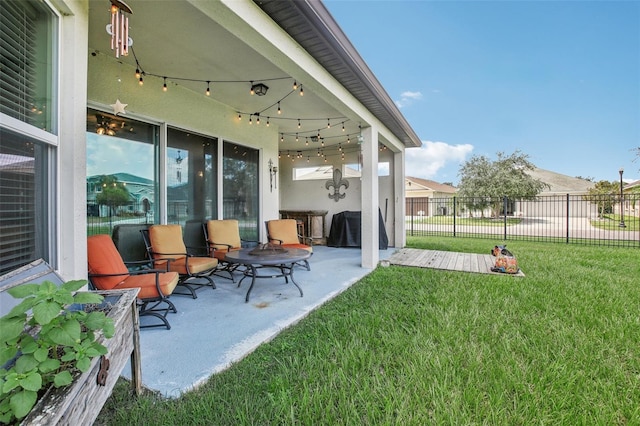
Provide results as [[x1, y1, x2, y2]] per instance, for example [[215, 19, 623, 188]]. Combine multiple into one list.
[[225, 247, 311, 266]]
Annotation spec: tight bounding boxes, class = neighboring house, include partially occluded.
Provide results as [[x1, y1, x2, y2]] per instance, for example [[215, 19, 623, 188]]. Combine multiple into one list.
[[1, 0, 422, 276], [86, 173, 154, 217], [623, 179, 640, 218], [405, 177, 457, 216], [518, 168, 595, 218]]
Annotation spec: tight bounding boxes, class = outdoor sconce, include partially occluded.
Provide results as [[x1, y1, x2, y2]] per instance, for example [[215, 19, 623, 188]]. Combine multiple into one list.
[[268, 159, 278, 192], [251, 83, 269, 96]]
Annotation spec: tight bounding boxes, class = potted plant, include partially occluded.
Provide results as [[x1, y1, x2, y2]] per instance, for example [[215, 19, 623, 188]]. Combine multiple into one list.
[[0, 279, 137, 425]]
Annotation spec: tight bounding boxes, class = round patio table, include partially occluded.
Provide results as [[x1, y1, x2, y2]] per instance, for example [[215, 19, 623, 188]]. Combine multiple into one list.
[[224, 247, 311, 302]]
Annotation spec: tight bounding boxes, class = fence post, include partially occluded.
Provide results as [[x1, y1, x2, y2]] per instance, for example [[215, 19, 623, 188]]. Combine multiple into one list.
[[566, 193, 570, 244], [409, 198, 414, 236], [453, 197, 457, 237], [503, 196, 508, 240]]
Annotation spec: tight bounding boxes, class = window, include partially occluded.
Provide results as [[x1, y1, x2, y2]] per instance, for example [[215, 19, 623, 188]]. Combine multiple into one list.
[[223, 142, 259, 241], [86, 108, 158, 233], [166, 128, 217, 226], [0, 0, 56, 133], [0, 0, 57, 273]]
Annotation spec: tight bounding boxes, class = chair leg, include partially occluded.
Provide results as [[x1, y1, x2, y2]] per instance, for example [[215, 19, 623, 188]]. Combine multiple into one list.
[[138, 299, 175, 330]]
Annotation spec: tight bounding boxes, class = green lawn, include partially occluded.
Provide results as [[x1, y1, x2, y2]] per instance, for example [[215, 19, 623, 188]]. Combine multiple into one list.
[[590, 214, 639, 231], [97, 237, 640, 425]]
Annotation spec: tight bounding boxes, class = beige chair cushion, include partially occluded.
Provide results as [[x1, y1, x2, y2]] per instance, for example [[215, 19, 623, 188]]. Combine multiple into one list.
[[267, 219, 300, 245], [149, 224, 187, 260], [206, 220, 241, 251]]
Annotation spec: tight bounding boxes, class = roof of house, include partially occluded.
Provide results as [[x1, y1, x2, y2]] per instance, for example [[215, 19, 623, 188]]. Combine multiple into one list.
[[87, 173, 153, 186], [526, 168, 594, 194], [254, 0, 422, 149], [406, 176, 457, 194]]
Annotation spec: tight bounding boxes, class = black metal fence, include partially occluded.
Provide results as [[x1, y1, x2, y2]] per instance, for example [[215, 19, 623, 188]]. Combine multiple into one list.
[[406, 195, 640, 248]]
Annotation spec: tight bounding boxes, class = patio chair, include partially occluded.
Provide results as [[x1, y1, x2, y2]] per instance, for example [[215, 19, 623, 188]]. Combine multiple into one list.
[[141, 224, 217, 298], [87, 234, 179, 330], [203, 219, 259, 282], [265, 219, 313, 271], [112, 224, 150, 270]]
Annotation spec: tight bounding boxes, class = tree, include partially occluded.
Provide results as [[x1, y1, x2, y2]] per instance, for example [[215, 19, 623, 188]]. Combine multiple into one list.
[[585, 180, 618, 218], [95, 175, 131, 216], [457, 150, 549, 217]]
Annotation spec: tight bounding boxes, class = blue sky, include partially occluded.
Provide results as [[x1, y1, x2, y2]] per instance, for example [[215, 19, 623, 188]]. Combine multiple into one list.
[[324, 0, 640, 185]]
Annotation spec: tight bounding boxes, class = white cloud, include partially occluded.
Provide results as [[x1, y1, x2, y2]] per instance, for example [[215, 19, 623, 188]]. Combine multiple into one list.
[[405, 140, 474, 180], [394, 90, 423, 108]]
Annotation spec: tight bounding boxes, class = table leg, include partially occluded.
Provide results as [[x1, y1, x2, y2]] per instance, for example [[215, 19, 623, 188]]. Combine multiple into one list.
[[244, 265, 258, 303], [288, 262, 304, 297]]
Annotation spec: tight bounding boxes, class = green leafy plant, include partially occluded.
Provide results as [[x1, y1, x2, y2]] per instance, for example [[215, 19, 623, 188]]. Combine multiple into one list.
[[0, 280, 115, 424]]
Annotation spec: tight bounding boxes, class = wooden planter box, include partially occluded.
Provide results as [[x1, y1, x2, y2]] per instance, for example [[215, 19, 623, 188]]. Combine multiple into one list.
[[20, 288, 141, 426]]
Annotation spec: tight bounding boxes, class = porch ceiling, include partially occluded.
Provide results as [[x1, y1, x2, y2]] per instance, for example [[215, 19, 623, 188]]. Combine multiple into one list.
[[87, 0, 420, 152]]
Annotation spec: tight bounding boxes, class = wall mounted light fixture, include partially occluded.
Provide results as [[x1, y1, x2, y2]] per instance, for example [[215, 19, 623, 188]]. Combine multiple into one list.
[[268, 158, 278, 192]]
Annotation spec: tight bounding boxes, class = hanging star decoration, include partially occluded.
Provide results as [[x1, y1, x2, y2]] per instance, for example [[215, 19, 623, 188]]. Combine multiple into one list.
[[110, 99, 128, 115]]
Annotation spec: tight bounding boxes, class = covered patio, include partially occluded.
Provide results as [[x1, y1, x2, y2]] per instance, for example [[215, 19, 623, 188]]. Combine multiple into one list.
[[124, 246, 395, 397]]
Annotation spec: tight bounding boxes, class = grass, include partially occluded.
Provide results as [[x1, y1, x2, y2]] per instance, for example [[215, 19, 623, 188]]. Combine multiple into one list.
[[97, 237, 640, 425], [590, 214, 639, 231]]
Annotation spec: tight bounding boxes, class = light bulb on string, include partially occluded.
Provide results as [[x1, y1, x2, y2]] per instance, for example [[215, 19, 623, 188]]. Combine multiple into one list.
[[138, 75, 144, 85], [299, 85, 304, 96], [293, 80, 298, 90], [205, 81, 210, 96], [277, 102, 281, 115], [256, 115, 260, 125], [162, 77, 167, 92], [249, 115, 252, 125], [298, 119, 301, 129], [327, 119, 331, 129], [342, 122, 345, 132], [280, 133, 284, 142], [250, 81, 255, 95], [135, 68, 141, 78], [238, 113, 242, 121], [266, 117, 270, 127], [295, 133, 299, 142]]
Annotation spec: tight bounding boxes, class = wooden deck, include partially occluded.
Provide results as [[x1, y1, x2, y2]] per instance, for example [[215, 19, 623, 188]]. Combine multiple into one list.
[[387, 248, 525, 276]]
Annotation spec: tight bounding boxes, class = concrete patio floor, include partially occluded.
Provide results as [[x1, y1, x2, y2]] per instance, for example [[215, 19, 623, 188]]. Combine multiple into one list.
[[122, 246, 396, 398]]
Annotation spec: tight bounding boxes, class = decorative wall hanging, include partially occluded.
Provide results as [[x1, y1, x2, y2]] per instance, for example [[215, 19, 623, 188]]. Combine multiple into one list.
[[326, 168, 349, 202], [106, 0, 133, 58]]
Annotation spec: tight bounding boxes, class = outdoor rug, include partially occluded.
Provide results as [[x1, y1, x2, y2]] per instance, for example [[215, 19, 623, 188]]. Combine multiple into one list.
[[387, 248, 525, 277]]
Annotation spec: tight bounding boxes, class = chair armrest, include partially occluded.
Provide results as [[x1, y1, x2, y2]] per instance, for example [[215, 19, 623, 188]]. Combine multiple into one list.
[[268, 238, 284, 245]]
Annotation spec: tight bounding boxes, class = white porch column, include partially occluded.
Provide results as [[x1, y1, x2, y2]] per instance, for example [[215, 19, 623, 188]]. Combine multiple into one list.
[[393, 149, 406, 248], [58, 1, 89, 280], [360, 126, 379, 268]]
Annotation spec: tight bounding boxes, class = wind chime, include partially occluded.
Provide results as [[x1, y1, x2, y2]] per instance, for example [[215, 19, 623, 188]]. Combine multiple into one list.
[[106, 0, 133, 58]]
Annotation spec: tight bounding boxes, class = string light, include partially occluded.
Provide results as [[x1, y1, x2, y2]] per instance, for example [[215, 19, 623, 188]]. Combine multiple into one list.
[[298, 119, 301, 129], [249, 115, 252, 124], [135, 68, 141, 78], [327, 119, 331, 129], [250, 81, 255, 95], [299, 85, 304, 96], [293, 80, 298, 90], [295, 133, 299, 142], [256, 115, 260, 125], [163, 77, 167, 92], [205, 81, 211, 96], [238, 113, 242, 121], [266, 117, 270, 127], [277, 102, 281, 115], [138, 74, 144, 85]]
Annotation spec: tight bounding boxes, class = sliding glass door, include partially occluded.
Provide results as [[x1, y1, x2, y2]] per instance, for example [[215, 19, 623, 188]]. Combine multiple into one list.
[[223, 142, 259, 241]]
